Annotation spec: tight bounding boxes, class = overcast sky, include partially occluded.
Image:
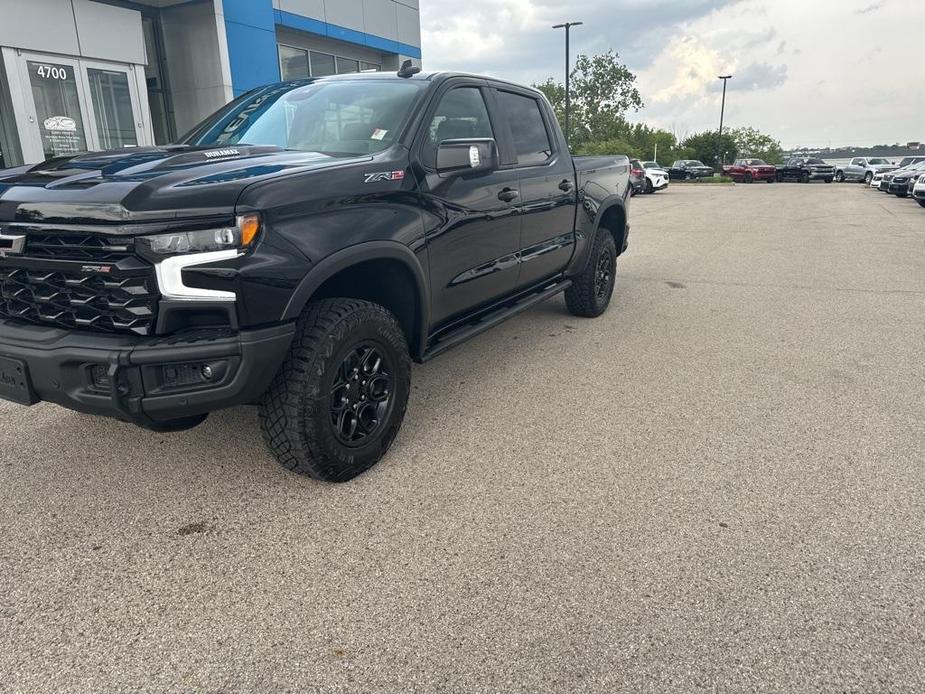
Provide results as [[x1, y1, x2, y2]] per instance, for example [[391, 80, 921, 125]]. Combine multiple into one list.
[[419, 0, 924, 149]]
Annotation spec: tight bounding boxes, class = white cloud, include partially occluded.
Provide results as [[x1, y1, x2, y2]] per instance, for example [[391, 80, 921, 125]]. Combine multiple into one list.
[[419, 0, 925, 147]]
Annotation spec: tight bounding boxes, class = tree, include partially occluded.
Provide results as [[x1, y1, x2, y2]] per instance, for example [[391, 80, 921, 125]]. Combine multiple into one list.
[[680, 131, 739, 169], [535, 50, 643, 147], [728, 127, 784, 164]]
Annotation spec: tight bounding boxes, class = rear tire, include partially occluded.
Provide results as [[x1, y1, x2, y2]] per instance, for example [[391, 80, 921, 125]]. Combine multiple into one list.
[[259, 298, 411, 482], [565, 230, 617, 318], [825, 178, 833, 183], [918, 200, 925, 208]]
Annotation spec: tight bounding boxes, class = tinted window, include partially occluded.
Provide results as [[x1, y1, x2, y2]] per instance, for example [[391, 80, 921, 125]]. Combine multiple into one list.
[[496, 91, 553, 166], [424, 87, 494, 168]]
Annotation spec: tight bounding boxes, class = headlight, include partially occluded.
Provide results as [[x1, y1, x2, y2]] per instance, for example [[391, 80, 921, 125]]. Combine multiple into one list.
[[136, 214, 261, 258]]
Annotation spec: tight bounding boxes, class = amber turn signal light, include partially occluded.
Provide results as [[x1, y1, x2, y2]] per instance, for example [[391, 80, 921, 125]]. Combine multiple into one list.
[[239, 214, 261, 247]]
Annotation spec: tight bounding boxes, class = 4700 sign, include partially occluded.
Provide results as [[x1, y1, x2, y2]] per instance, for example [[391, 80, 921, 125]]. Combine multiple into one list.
[[34, 64, 69, 80]]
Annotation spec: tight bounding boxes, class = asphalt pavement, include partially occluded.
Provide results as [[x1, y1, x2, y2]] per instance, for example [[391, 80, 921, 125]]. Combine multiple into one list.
[[1, 182, 923, 693]]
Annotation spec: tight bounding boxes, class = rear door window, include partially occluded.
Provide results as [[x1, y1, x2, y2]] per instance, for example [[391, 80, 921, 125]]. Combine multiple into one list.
[[495, 91, 553, 167]]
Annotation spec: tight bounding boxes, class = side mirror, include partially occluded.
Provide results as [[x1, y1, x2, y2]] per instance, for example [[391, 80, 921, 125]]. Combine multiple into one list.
[[436, 138, 498, 175]]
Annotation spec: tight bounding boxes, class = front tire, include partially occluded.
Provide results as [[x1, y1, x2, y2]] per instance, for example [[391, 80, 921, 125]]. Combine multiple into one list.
[[835, 170, 845, 182], [801, 172, 810, 184], [918, 200, 925, 208], [745, 172, 753, 184], [864, 171, 873, 184], [565, 230, 617, 318], [644, 178, 653, 194], [259, 298, 411, 482]]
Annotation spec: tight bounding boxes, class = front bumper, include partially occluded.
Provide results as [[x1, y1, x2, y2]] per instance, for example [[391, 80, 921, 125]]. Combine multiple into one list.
[[0, 319, 294, 428], [887, 182, 910, 194]]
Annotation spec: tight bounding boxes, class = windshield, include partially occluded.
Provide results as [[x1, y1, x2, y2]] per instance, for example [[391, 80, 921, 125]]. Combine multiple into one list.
[[643, 161, 660, 168], [805, 158, 826, 164], [685, 160, 706, 166], [743, 159, 767, 165], [869, 158, 890, 165], [183, 80, 426, 156]]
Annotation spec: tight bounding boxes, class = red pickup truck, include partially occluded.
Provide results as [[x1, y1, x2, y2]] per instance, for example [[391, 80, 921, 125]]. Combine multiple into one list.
[[723, 158, 777, 183]]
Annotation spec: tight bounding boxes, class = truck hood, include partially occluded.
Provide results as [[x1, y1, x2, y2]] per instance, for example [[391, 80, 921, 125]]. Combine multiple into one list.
[[0, 145, 371, 225]]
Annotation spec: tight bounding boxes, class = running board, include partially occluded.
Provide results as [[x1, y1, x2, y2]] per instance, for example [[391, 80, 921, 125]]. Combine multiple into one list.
[[421, 280, 572, 362]]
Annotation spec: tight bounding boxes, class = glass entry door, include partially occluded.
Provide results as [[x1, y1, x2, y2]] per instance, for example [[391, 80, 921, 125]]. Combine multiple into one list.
[[12, 51, 150, 163], [23, 57, 91, 160]]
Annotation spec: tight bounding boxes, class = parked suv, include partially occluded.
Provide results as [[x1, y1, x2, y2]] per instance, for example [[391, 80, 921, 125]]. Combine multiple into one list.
[[0, 70, 631, 481], [640, 161, 670, 193]]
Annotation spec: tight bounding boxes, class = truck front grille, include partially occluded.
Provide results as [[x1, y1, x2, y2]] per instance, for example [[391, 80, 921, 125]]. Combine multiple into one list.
[[0, 267, 158, 335], [25, 233, 135, 263]]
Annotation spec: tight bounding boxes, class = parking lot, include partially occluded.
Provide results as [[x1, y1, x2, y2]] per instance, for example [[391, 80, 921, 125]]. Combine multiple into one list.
[[1, 183, 923, 692]]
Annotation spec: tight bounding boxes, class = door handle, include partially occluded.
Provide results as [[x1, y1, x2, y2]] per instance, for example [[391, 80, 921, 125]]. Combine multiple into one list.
[[558, 179, 574, 192], [498, 188, 519, 203]]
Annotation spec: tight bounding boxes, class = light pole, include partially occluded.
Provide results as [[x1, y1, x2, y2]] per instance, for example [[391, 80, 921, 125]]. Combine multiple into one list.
[[553, 21, 583, 148], [716, 74, 732, 169]]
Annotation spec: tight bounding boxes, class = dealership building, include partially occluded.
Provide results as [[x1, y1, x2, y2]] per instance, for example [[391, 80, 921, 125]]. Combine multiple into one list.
[[0, 0, 422, 168]]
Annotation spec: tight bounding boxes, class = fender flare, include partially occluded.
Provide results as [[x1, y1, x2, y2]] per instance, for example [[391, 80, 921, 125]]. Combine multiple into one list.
[[593, 195, 628, 252], [282, 241, 430, 357]]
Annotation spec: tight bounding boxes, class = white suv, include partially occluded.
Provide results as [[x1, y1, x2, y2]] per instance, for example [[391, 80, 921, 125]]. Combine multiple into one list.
[[641, 161, 669, 193]]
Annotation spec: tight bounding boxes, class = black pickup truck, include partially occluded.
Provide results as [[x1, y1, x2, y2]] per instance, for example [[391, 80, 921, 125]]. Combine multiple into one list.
[[776, 157, 835, 183], [0, 69, 630, 481]]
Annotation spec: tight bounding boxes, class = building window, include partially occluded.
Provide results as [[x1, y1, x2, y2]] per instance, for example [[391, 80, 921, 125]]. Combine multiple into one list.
[[309, 51, 336, 77], [278, 44, 382, 81], [336, 57, 359, 74], [279, 45, 309, 80]]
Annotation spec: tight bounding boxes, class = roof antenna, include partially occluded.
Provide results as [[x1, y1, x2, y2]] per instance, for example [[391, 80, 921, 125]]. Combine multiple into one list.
[[398, 59, 421, 78]]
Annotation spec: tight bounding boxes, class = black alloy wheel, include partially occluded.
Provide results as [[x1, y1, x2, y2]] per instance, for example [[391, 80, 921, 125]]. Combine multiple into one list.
[[259, 298, 411, 482], [565, 230, 617, 318], [594, 247, 614, 301], [329, 343, 394, 447]]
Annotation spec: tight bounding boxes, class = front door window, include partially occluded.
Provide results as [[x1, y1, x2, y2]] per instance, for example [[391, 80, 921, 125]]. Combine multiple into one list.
[[26, 60, 88, 159]]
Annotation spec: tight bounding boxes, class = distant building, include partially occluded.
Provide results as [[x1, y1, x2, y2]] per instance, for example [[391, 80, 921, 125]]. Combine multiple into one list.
[[908, 142, 921, 150]]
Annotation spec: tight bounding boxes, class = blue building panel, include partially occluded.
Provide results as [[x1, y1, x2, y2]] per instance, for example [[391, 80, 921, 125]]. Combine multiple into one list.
[[223, 0, 421, 95], [222, 0, 281, 95], [276, 9, 421, 60]]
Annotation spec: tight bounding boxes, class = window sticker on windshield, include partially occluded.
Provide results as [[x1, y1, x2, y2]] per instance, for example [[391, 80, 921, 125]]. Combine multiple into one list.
[[371, 128, 388, 140]]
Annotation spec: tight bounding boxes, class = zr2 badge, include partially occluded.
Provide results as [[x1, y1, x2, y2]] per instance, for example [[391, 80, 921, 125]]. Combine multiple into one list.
[[363, 170, 405, 184]]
